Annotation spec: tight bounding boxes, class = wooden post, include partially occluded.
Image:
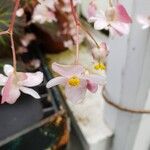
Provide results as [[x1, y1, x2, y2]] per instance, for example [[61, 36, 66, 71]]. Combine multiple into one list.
[[104, 0, 150, 150]]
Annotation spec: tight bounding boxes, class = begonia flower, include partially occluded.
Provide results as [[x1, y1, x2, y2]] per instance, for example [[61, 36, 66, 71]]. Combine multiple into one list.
[[0, 64, 43, 104], [46, 62, 105, 103], [89, 3, 132, 36], [137, 15, 150, 29], [88, 42, 109, 77]]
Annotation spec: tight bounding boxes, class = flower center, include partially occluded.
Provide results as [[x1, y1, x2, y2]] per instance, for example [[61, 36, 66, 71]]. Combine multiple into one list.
[[68, 76, 80, 87], [94, 63, 106, 71], [105, 7, 116, 22]]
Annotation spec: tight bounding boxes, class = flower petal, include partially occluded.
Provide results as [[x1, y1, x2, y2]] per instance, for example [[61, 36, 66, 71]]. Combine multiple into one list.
[[46, 76, 67, 88], [85, 74, 106, 85], [87, 1, 97, 18], [52, 62, 84, 77], [65, 80, 87, 103], [111, 22, 130, 35], [94, 19, 108, 30], [20, 87, 40, 99], [4, 64, 14, 76], [87, 80, 98, 93], [0, 74, 7, 86], [19, 71, 43, 87], [1, 74, 20, 104], [116, 4, 132, 23]]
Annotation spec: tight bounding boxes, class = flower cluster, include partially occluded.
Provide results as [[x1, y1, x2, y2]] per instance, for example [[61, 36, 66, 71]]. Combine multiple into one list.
[[88, 2, 132, 36], [32, 0, 84, 49]]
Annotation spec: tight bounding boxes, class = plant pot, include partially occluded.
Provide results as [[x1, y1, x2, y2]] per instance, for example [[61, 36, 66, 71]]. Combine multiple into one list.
[[0, 94, 43, 141]]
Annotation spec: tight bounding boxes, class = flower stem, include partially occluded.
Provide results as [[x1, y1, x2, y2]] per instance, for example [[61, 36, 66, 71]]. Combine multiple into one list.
[[10, 32, 17, 71], [70, 0, 100, 63], [75, 25, 79, 64], [0, 0, 20, 71], [108, 0, 113, 7]]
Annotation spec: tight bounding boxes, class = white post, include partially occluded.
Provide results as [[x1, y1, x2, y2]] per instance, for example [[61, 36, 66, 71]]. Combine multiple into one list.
[[104, 0, 150, 150]]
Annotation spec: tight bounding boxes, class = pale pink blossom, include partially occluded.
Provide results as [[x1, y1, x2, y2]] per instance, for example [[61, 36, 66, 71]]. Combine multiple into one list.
[[87, 0, 97, 18], [32, 3, 56, 24], [137, 15, 150, 29], [16, 8, 24, 17], [0, 65, 43, 104], [89, 4, 132, 36], [92, 42, 109, 62], [46, 63, 105, 103]]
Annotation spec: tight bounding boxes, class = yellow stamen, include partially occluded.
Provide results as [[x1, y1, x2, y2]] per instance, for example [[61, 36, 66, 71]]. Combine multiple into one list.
[[94, 63, 106, 71], [68, 76, 80, 87]]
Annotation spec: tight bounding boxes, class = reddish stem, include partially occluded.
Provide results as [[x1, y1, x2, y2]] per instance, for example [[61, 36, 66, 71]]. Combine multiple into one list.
[[8, 0, 20, 33], [9, 0, 20, 71]]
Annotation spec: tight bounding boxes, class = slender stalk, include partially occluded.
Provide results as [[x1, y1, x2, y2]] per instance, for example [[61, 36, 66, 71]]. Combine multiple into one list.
[[8, 0, 20, 72], [108, 0, 113, 7], [80, 24, 100, 48], [70, 0, 100, 63], [8, 0, 20, 33], [70, 0, 80, 64], [75, 25, 79, 64], [10, 32, 17, 71]]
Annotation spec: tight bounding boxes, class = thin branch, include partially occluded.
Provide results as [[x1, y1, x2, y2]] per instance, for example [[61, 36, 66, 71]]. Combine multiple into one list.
[[0, 30, 9, 36]]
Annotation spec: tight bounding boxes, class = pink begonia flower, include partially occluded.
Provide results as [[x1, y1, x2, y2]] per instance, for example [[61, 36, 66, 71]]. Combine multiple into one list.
[[32, 2, 56, 24], [137, 15, 150, 29], [87, 0, 97, 18], [46, 63, 105, 103], [92, 42, 109, 62], [90, 42, 109, 74], [0, 64, 43, 104], [89, 4, 132, 36]]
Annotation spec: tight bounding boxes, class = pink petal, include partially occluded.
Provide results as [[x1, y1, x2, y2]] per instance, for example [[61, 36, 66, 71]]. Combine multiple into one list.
[[94, 19, 108, 30], [116, 4, 132, 23], [19, 71, 43, 87], [65, 80, 87, 103], [0, 74, 7, 86], [52, 62, 84, 77], [20, 87, 40, 99], [109, 26, 123, 36], [85, 74, 106, 85], [87, 80, 98, 93], [1, 74, 20, 104], [46, 76, 67, 88], [111, 22, 130, 35], [87, 1, 97, 18], [4, 64, 14, 76]]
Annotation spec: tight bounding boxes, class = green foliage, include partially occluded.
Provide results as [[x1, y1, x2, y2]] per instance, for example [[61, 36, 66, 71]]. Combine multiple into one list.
[[0, 0, 26, 57]]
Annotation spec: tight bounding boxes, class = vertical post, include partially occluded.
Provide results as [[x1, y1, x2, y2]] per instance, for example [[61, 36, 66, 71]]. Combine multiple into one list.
[[104, 0, 150, 150]]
